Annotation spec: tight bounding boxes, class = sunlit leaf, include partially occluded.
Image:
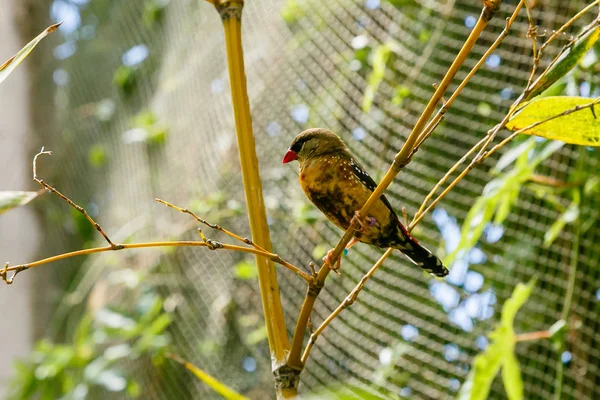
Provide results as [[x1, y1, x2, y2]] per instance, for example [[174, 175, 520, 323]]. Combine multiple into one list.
[[459, 281, 534, 400], [507, 96, 600, 146], [234, 260, 258, 280], [526, 26, 600, 101], [0, 191, 44, 215], [305, 384, 390, 400], [492, 139, 535, 173], [502, 351, 523, 400], [362, 43, 393, 113], [167, 354, 248, 400], [543, 189, 580, 247], [0, 23, 60, 85]]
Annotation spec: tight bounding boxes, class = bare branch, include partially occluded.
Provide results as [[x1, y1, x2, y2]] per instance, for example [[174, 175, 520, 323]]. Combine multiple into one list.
[[32, 149, 121, 249]]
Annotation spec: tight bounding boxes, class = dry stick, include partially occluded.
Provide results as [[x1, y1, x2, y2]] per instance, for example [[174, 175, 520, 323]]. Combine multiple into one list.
[[300, 248, 394, 365], [155, 198, 313, 283], [155, 198, 268, 252], [287, 0, 503, 370], [33, 150, 121, 249]]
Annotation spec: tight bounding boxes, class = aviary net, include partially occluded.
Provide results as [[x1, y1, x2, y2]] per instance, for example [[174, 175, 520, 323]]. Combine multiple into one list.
[[28, 0, 600, 398]]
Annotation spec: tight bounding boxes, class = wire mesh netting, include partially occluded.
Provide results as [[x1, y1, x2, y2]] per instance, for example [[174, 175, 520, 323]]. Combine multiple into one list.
[[19, 0, 600, 398]]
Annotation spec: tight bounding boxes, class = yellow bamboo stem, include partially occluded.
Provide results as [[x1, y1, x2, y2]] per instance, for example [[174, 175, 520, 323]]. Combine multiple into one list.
[[210, 0, 294, 396]]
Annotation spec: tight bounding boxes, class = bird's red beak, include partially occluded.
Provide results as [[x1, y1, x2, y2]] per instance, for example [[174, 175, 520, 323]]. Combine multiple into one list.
[[282, 149, 298, 164]]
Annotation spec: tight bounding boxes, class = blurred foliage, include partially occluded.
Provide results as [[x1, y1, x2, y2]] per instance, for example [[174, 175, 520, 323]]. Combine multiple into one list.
[[445, 138, 564, 265], [362, 42, 395, 113], [0, 191, 43, 215], [167, 354, 248, 400], [459, 280, 535, 400], [7, 291, 172, 400], [0, 23, 60, 85]]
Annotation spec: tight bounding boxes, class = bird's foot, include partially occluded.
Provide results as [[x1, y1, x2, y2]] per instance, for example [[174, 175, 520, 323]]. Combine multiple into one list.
[[324, 249, 342, 275], [351, 211, 376, 232], [346, 237, 359, 251]]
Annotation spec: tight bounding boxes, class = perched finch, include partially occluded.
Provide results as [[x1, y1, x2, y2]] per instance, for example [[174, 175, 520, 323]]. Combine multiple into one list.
[[282, 128, 448, 277]]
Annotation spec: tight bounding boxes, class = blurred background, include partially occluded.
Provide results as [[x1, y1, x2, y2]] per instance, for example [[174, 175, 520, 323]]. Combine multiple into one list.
[[1, 0, 599, 399]]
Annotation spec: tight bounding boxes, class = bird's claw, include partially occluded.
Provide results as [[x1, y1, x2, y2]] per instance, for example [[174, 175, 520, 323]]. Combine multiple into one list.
[[324, 249, 342, 275], [351, 211, 376, 233]]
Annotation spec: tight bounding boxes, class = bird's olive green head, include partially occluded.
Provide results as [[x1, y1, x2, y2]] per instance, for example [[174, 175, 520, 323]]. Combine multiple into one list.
[[282, 128, 348, 164]]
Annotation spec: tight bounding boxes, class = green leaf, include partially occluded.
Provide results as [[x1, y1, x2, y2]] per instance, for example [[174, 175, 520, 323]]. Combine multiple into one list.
[[500, 280, 535, 327], [88, 144, 107, 168], [373, 342, 410, 386], [492, 139, 535, 173], [362, 43, 393, 113], [460, 281, 534, 400], [502, 351, 523, 400], [385, 0, 418, 9], [446, 139, 562, 265], [0, 191, 43, 215], [234, 260, 257, 280], [245, 325, 268, 345], [507, 96, 600, 146], [526, 26, 600, 101], [392, 85, 411, 106], [281, 0, 302, 25], [548, 319, 567, 350], [167, 354, 248, 400], [305, 384, 390, 400], [0, 23, 60, 85], [543, 189, 580, 247]]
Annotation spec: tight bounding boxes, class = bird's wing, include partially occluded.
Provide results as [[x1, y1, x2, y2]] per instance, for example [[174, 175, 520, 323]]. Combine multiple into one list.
[[349, 157, 397, 216], [349, 156, 414, 239]]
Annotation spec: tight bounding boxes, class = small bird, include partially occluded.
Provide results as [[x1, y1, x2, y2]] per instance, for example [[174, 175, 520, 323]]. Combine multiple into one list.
[[282, 128, 448, 277]]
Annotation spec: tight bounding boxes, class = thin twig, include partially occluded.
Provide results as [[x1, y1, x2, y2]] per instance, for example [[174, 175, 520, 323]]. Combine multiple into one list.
[[514, 330, 551, 343], [538, 0, 600, 54], [300, 248, 393, 364], [2, 153, 314, 285], [155, 198, 313, 283], [156, 198, 267, 252], [33, 149, 121, 249]]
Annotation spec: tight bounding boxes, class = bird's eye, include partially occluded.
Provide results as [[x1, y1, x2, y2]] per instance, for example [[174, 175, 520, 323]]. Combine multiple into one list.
[[290, 140, 304, 153]]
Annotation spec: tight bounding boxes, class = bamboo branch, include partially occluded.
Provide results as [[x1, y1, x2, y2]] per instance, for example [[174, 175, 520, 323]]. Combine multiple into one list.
[[287, 0, 504, 370], [209, 1, 294, 396]]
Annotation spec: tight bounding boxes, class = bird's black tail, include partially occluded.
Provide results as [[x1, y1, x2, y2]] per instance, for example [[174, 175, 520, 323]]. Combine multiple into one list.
[[395, 238, 448, 277]]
